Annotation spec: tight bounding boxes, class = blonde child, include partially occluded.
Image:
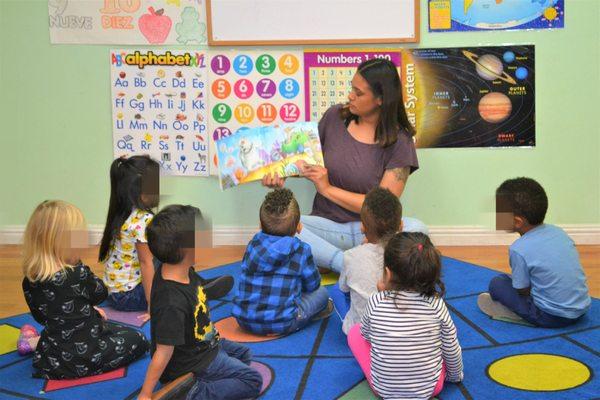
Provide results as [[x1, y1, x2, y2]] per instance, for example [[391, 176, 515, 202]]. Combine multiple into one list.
[[348, 232, 463, 399], [21, 200, 148, 379], [99, 155, 159, 316]]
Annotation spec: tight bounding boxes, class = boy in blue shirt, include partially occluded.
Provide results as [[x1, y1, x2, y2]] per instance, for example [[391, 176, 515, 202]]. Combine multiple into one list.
[[478, 177, 591, 328], [233, 189, 333, 335]]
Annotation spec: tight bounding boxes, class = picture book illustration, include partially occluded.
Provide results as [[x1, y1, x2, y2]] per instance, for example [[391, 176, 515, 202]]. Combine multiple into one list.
[[428, 0, 563, 32], [401, 45, 535, 148], [216, 122, 323, 189]]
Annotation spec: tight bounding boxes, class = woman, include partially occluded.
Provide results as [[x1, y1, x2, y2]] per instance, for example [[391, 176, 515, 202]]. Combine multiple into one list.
[[263, 58, 427, 272]]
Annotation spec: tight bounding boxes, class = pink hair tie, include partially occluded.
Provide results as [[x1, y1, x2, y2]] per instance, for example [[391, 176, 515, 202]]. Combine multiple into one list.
[[417, 244, 423, 252]]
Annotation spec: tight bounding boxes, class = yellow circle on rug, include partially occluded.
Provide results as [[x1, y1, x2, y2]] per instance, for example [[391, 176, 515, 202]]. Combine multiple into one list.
[[487, 354, 591, 391]]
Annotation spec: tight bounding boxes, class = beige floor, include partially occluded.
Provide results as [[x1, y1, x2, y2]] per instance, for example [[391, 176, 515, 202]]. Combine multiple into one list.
[[1, 244, 598, 319]]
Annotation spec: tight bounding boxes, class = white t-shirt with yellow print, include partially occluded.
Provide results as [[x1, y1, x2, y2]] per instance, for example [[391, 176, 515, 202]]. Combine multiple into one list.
[[103, 208, 154, 294]]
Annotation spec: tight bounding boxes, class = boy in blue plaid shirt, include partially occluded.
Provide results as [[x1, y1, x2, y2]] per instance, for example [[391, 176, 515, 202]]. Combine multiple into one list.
[[233, 189, 333, 335]]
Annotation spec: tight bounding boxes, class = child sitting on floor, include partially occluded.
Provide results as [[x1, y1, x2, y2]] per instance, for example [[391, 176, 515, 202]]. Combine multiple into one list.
[[478, 177, 591, 328], [138, 205, 261, 400], [233, 188, 333, 335], [21, 200, 148, 379], [99, 156, 159, 318], [348, 232, 463, 399], [334, 187, 402, 334]]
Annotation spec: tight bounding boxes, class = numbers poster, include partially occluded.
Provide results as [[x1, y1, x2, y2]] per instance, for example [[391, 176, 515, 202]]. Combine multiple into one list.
[[207, 50, 305, 173], [303, 50, 402, 122], [110, 49, 209, 176], [401, 45, 535, 148], [49, 0, 207, 44]]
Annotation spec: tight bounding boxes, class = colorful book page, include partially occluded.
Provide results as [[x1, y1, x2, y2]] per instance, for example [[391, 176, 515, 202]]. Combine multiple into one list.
[[216, 122, 322, 189]]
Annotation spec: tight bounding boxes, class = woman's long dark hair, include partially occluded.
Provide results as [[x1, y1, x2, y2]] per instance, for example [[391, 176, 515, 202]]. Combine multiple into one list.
[[383, 232, 445, 298], [341, 58, 415, 147], [98, 155, 159, 262]]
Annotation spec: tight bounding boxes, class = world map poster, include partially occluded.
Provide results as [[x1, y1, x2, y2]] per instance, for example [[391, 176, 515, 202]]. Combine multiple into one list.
[[428, 0, 563, 32], [401, 45, 535, 148]]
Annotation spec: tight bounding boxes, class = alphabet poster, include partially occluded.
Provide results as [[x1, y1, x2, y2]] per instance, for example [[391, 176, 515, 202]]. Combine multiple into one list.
[[207, 50, 305, 173], [49, 0, 207, 44], [110, 49, 209, 176]]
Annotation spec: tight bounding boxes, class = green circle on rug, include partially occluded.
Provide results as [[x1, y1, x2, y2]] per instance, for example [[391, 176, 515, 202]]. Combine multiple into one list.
[[487, 353, 591, 391]]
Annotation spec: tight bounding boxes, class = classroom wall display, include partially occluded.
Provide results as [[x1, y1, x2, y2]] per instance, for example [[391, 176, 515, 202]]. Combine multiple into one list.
[[49, 0, 207, 44], [206, 0, 419, 45], [428, 0, 563, 32], [303, 50, 402, 122], [110, 49, 209, 176], [401, 45, 535, 148], [216, 122, 323, 189], [207, 50, 305, 173]]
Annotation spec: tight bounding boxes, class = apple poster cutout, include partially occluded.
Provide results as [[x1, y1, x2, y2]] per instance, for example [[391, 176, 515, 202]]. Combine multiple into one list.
[[110, 49, 209, 176], [138, 7, 172, 44], [50, 0, 207, 45], [207, 50, 305, 174]]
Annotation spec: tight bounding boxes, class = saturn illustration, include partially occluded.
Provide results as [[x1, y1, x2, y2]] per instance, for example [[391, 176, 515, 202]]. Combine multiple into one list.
[[463, 50, 517, 85]]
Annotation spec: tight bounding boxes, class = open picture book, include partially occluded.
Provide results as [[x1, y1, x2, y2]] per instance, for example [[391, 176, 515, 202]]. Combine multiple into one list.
[[216, 122, 324, 189]]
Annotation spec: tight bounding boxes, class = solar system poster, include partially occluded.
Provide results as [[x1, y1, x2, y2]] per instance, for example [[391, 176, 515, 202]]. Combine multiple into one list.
[[401, 45, 535, 148], [428, 0, 564, 32]]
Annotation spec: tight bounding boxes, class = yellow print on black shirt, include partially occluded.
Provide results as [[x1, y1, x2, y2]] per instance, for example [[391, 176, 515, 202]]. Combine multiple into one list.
[[194, 286, 218, 342]]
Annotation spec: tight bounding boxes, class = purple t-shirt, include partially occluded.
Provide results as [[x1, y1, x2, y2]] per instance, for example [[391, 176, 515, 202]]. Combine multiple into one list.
[[311, 104, 419, 223]]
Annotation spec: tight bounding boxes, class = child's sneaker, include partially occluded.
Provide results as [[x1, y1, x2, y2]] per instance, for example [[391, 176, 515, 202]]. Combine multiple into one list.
[[477, 293, 528, 324], [311, 299, 334, 321], [201, 275, 234, 301], [17, 324, 39, 356]]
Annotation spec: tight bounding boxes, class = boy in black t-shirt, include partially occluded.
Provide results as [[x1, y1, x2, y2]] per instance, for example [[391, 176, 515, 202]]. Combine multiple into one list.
[[138, 205, 262, 400]]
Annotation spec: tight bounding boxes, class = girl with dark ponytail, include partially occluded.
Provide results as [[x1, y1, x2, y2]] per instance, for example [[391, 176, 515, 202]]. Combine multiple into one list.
[[347, 232, 464, 399], [99, 155, 159, 317]]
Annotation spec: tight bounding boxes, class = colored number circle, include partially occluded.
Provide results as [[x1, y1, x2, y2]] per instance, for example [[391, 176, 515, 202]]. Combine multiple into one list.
[[256, 78, 277, 99], [211, 55, 231, 75], [211, 79, 231, 99], [278, 54, 300, 75], [212, 127, 232, 141], [256, 54, 276, 75], [279, 78, 300, 99], [487, 354, 591, 391], [279, 103, 300, 122], [235, 103, 255, 124], [234, 79, 254, 99], [233, 55, 254, 75], [212, 103, 232, 123], [257, 103, 277, 123]]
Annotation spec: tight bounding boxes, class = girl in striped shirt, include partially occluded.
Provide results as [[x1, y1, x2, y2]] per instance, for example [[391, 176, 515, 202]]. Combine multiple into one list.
[[347, 232, 463, 399]]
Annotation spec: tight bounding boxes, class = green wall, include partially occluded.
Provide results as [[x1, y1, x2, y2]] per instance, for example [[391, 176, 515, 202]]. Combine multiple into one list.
[[1, 0, 599, 230]]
